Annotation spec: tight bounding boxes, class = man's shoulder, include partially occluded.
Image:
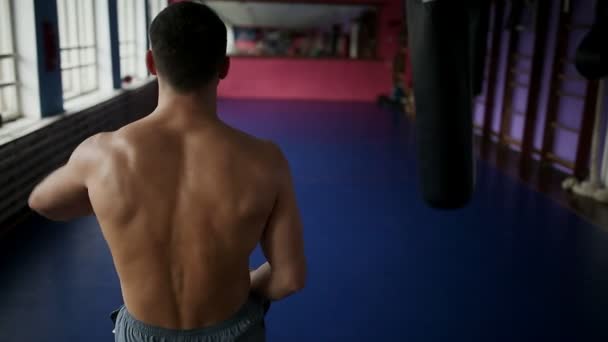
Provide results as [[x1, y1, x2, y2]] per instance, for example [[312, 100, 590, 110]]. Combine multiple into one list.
[[226, 127, 287, 174], [226, 126, 283, 160], [255, 139, 290, 179], [72, 132, 113, 160], [261, 140, 287, 164], [241, 134, 285, 164], [71, 130, 134, 170]]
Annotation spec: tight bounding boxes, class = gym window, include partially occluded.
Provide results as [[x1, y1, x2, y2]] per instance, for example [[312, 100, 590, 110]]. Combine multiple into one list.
[[57, 0, 99, 101], [0, 0, 20, 124], [118, 0, 146, 82], [148, 0, 168, 23]]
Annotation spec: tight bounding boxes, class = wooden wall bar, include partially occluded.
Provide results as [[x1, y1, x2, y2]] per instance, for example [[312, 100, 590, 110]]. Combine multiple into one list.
[[474, 0, 600, 178]]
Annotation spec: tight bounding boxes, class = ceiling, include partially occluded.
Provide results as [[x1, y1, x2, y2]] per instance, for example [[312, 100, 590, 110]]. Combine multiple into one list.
[[202, 1, 375, 29]]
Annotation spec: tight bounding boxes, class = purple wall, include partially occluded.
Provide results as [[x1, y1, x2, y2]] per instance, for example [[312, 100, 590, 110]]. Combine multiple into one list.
[[475, 0, 606, 173]]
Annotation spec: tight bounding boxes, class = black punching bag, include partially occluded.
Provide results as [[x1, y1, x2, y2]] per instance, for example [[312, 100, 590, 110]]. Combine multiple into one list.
[[575, 0, 607, 80], [406, 0, 481, 209]]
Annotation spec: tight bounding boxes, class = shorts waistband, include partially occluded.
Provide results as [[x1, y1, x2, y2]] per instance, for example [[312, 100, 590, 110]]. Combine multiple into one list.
[[116, 297, 265, 339]]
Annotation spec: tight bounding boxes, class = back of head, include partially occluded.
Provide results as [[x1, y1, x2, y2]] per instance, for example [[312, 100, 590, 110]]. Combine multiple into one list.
[[149, 1, 227, 92]]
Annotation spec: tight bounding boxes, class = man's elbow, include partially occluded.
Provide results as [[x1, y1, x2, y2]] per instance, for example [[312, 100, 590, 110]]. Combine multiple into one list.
[[28, 191, 60, 220], [283, 263, 307, 295], [285, 274, 306, 294], [28, 191, 46, 215], [265, 272, 305, 301]]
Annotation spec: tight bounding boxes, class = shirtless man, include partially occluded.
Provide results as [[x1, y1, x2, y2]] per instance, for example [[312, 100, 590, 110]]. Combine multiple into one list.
[[28, 2, 306, 341]]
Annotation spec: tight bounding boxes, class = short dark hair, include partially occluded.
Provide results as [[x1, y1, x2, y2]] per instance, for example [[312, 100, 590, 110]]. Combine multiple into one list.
[[149, 2, 227, 92]]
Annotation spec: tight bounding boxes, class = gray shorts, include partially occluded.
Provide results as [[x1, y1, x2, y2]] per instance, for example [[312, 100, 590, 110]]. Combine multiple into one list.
[[112, 296, 268, 342]]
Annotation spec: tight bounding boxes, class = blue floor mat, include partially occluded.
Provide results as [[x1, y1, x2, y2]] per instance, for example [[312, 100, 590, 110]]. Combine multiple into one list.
[[1, 99, 607, 341]]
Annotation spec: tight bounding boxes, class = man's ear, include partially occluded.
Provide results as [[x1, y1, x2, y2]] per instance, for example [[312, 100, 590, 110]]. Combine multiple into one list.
[[146, 50, 157, 75], [218, 56, 230, 80]]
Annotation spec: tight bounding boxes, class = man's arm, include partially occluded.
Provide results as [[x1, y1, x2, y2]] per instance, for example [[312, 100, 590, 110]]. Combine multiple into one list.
[[250, 147, 307, 301], [28, 135, 101, 221]]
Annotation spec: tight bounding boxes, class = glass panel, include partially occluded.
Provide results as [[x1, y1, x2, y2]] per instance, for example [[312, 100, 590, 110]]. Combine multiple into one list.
[[0, 85, 19, 120], [0, 87, 5, 113], [128, 0, 135, 41], [72, 67, 81, 96], [1, 85, 18, 118], [56, 0, 67, 48], [0, 0, 20, 118], [118, 0, 126, 42], [84, 0, 96, 46], [85, 65, 97, 92], [62, 69, 72, 93], [86, 48, 97, 64], [60, 49, 69, 69], [66, 0, 78, 47], [0, 58, 16, 84], [81, 65, 90, 92], [69, 49, 79, 68], [0, 0, 14, 55]]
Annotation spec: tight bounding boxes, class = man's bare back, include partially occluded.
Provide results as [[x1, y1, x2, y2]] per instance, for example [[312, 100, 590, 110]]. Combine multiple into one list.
[[29, 108, 306, 330], [28, 3, 305, 340], [91, 112, 283, 328]]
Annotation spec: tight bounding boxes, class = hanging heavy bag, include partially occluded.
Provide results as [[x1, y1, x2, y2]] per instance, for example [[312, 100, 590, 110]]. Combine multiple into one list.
[[575, 0, 607, 80], [406, 0, 486, 208]]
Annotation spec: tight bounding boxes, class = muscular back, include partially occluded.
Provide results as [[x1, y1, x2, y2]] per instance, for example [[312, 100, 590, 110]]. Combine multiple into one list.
[[87, 113, 284, 329]]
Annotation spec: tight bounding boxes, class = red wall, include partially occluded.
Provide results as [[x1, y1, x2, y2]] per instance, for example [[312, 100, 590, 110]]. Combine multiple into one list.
[[219, 58, 392, 102], [217, 0, 403, 102]]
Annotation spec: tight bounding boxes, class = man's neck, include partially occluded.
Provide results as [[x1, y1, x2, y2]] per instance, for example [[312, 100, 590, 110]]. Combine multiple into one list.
[[155, 82, 218, 120]]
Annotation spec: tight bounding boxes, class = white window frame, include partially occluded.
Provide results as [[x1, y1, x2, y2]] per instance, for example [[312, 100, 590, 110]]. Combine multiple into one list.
[[119, 0, 138, 80], [145, 0, 167, 78], [0, 0, 21, 124], [148, 0, 168, 23], [118, 0, 147, 83], [57, 0, 100, 101]]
